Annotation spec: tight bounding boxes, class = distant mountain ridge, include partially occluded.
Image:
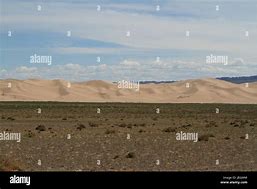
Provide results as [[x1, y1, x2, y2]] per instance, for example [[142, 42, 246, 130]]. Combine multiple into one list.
[[139, 75, 257, 84], [216, 75, 257, 84]]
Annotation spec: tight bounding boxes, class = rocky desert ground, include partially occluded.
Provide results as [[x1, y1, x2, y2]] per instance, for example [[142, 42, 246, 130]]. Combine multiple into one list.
[[0, 102, 256, 171]]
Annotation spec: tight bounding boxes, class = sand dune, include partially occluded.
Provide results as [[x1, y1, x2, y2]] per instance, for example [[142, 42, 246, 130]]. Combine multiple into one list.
[[0, 78, 256, 103]]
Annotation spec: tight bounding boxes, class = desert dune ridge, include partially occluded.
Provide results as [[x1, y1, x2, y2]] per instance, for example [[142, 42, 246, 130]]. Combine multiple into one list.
[[0, 78, 256, 103]]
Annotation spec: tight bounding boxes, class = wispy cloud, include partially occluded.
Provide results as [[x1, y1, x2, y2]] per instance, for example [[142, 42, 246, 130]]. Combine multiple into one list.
[[2, 57, 257, 81], [0, 0, 256, 80]]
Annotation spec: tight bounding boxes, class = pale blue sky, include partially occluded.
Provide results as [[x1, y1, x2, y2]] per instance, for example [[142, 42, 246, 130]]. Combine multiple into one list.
[[0, 0, 257, 81]]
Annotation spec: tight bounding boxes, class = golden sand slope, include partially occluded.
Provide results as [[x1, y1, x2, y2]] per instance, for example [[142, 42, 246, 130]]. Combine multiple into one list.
[[0, 78, 256, 103]]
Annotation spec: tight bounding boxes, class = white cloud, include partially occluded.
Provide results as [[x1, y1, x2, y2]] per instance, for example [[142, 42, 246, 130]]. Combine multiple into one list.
[[0, 69, 7, 74], [54, 47, 123, 55], [120, 60, 140, 67], [1, 58, 256, 81], [16, 66, 37, 73], [62, 63, 82, 71], [230, 58, 245, 66], [2, 0, 257, 56], [1, 1, 256, 80]]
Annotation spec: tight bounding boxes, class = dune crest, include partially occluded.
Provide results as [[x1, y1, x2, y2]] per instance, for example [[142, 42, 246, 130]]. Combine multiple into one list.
[[0, 78, 256, 103]]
